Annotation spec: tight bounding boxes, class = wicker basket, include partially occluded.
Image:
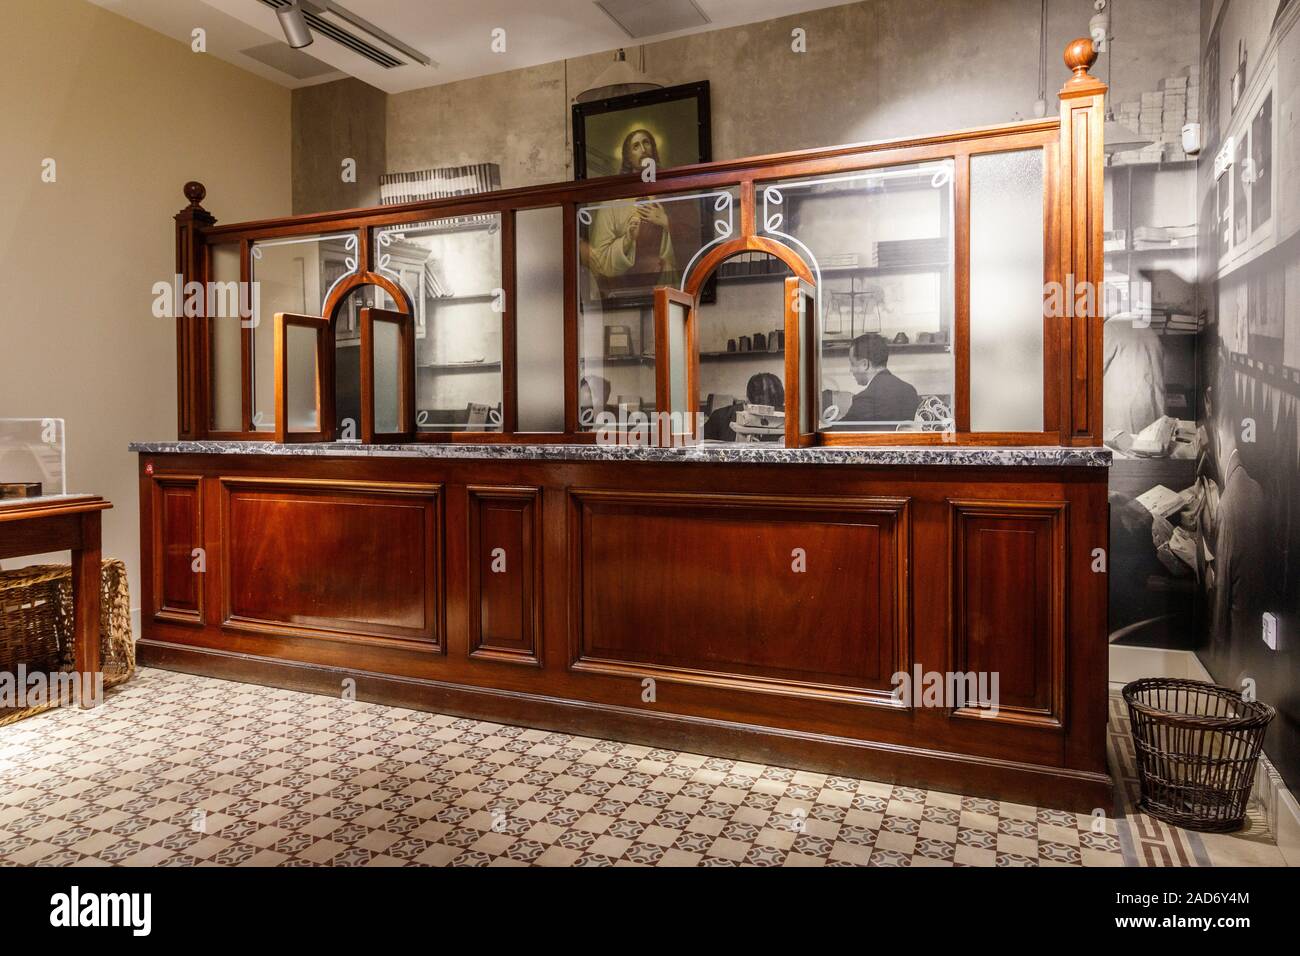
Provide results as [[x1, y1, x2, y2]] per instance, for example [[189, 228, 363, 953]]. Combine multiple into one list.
[[1123, 677, 1275, 832], [0, 560, 134, 727]]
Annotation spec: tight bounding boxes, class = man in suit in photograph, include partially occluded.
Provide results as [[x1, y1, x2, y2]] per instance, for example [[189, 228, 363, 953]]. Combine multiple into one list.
[[844, 333, 920, 429]]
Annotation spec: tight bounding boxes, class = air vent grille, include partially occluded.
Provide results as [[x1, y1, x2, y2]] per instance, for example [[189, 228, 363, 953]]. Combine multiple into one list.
[[595, 0, 710, 39], [259, 0, 404, 69]]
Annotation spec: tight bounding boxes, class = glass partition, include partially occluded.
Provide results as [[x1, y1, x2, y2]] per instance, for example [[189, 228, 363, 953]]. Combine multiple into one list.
[[515, 206, 565, 433], [760, 162, 954, 433], [209, 242, 243, 431], [697, 252, 792, 443], [250, 232, 358, 432], [576, 188, 736, 432], [970, 149, 1046, 432], [377, 215, 503, 433]]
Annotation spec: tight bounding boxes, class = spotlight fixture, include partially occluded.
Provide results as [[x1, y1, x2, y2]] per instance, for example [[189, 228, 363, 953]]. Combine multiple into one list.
[[276, 1, 313, 50]]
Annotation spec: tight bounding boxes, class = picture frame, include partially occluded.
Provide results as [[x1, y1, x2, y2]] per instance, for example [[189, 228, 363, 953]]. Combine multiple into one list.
[[572, 82, 716, 310], [571, 81, 711, 180]]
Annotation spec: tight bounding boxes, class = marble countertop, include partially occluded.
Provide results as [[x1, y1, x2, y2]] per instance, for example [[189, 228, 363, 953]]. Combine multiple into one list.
[[129, 440, 1111, 468]]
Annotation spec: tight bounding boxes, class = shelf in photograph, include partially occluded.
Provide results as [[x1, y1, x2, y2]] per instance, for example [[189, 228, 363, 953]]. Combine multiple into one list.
[[581, 354, 655, 366], [417, 361, 503, 372], [1106, 159, 1196, 173], [820, 341, 952, 354], [715, 260, 951, 284]]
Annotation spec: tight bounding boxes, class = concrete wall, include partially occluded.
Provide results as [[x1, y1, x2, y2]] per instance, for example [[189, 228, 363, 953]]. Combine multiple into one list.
[[293, 78, 387, 213], [0, 0, 291, 633], [290, 0, 1201, 209]]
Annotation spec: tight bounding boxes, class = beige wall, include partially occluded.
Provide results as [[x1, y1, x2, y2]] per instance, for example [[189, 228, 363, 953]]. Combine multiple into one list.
[[369, 0, 1199, 194], [0, 0, 292, 632]]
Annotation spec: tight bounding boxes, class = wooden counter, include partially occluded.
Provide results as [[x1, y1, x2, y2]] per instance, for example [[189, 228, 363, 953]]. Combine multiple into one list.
[[132, 442, 1111, 810]]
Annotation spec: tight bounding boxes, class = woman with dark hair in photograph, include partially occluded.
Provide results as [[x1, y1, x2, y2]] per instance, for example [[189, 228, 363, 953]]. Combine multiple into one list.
[[703, 372, 785, 442]]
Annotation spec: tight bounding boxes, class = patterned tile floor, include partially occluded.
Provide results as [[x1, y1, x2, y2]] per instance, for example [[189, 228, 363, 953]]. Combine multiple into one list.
[[0, 668, 1285, 867]]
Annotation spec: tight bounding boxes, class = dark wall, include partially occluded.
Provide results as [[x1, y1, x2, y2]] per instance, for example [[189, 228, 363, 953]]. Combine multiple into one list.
[[1195, 0, 1300, 790]]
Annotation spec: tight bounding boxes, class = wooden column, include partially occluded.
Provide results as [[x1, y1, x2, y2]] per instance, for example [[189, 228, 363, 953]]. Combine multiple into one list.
[[174, 181, 216, 440], [1057, 39, 1107, 445]]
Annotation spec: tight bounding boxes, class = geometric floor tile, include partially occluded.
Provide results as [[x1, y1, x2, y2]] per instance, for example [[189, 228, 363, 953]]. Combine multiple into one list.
[[0, 669, 1284, 867]]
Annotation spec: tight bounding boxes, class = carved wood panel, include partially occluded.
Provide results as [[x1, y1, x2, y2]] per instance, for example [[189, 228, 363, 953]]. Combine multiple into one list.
[[219, 478, 443, 649], [467, 485, 542, 666], [150, 475, 203, 624], [569, 490, 910, 705], [948, 499, 1066, 727]]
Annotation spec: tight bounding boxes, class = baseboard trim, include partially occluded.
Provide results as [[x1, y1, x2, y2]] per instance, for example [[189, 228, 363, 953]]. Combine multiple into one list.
[[139, 638, 1112, 813], [1110, 643, 1297, 865]]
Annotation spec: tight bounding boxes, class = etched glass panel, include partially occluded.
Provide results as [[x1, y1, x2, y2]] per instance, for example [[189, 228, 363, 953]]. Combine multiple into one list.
[[760, 162, 954, 433], [376, 214, 503, 432], [576, 187, 736, 432]]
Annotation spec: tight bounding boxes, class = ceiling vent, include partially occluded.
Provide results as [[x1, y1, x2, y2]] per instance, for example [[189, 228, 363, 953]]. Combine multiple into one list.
[[257, 0, 433, 69], [595, 0, 711, 39]]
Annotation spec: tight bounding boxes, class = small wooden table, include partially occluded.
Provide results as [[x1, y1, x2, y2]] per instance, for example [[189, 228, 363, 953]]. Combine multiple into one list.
[[0, 495, 112, 707]]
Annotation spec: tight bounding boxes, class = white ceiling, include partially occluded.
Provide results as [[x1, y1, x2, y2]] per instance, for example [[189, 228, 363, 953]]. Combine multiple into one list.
[[90, 0, 861, 94]]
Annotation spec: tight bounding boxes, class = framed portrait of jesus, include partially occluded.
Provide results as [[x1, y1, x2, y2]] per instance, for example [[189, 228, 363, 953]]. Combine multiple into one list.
[[573, 82, 714, 308]]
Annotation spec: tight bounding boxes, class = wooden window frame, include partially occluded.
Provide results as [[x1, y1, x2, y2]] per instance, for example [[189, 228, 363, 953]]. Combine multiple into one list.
[[360, 306, 416, 442], [273, 312, 333, 444]]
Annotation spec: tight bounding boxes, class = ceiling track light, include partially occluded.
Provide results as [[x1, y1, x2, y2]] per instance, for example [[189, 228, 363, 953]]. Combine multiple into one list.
[[276, 1, 313, 50]]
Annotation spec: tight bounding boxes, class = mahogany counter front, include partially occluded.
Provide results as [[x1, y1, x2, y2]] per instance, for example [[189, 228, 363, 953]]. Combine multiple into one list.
[[131, 441, 1112, 810]]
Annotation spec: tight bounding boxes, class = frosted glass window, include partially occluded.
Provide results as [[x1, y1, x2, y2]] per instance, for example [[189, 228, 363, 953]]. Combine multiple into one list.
[[516, 206, 565, 432], [970, 150, 1045, 432], [285, 324, 319, 431], [210, 243, 243, 431], [373, 320, 400, 434]]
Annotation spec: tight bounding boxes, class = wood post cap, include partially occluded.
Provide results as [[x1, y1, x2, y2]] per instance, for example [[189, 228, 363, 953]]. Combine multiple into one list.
[[183, 181, 207, 207], [1064, 37, 1098, 79]]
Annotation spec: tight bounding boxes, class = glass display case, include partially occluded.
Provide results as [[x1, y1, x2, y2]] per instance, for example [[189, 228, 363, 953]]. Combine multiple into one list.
[[0, 418, 67, 504]]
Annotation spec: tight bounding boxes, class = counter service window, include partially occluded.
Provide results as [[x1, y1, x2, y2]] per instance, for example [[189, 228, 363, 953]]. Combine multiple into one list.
[[695, 252, 793, 443], [376, 214, 504, 433], [576, 188, 737, 432], [759, 162, 955, 434], [178, 40, 1106, 448], [249, 232, 360, 434]]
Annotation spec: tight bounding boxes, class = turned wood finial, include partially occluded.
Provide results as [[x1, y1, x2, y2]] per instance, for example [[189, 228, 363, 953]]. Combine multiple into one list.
[[183, 180, 207, 208], [1064, 37, 1098, 81]]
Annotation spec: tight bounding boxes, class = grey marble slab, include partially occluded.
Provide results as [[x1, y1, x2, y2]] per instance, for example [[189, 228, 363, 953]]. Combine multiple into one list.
[[129, 440, 1111, 468]]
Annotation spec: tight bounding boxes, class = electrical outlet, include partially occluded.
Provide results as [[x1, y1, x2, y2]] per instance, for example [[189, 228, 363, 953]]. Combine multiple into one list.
[[1262, 612, 1278, 651]]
